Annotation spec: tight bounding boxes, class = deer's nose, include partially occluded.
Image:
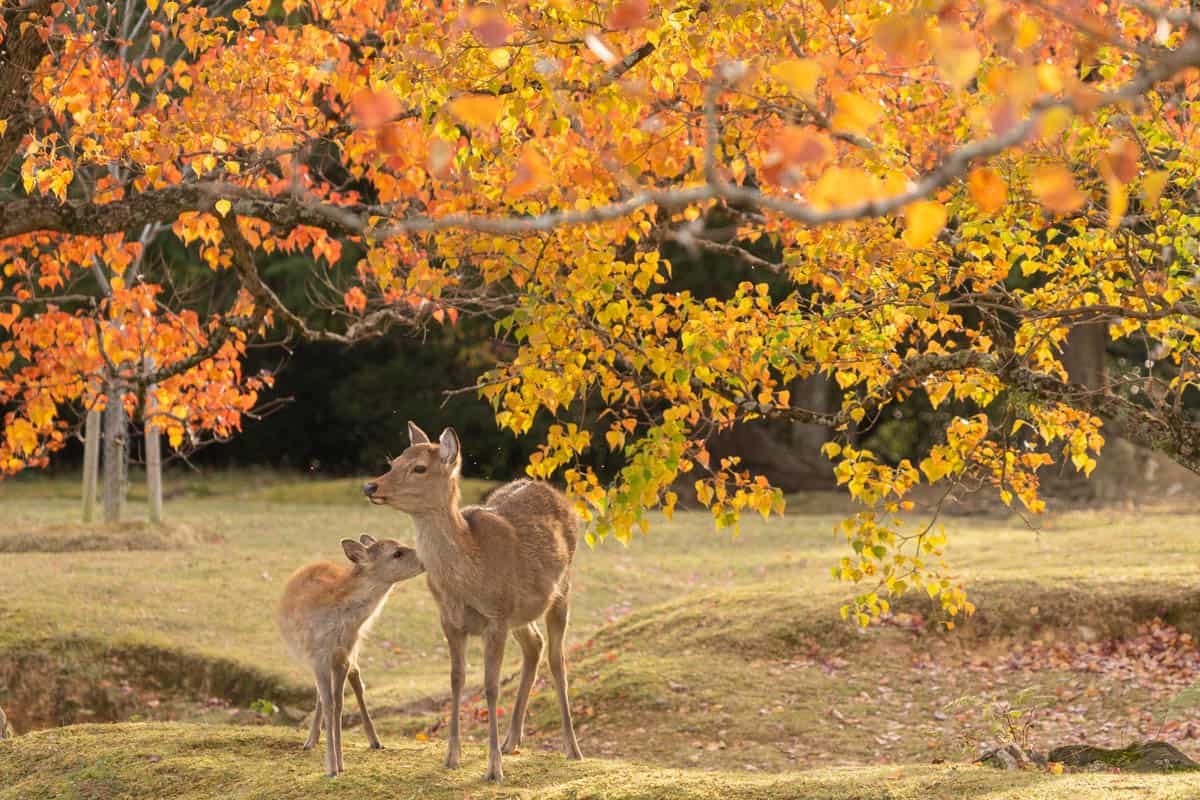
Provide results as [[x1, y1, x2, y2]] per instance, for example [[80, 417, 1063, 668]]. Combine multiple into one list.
[[363, 482, 378, 497]]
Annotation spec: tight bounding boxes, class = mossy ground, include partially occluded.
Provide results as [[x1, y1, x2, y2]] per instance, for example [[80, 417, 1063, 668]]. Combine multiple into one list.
[[4, 723, 1200, 800], [3, 472, 1200, 797]]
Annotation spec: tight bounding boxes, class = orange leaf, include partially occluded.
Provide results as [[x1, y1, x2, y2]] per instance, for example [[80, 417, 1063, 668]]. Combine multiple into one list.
[[1030, 165, 1087, 214], [344, 287, 367, 314], [508, 144, 552, 196], [608, 0, 648, 30], [471, 8, 512, 47], [1102, 137, 1139, 185], [352, 88, 403, 129], [761, 127, 834, 186], [448, 95, 503, 127], [967, 167, 1007, 213]]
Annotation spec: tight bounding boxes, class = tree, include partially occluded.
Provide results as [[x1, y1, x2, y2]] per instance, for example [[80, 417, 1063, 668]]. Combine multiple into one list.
[[4, 0, 1200, 620]]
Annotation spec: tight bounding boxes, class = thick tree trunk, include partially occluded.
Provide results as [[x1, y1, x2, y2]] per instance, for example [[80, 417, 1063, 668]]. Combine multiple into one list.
[[1062, 321, 1107, 392], [101, 384, 128, 523], [788, 373, 835, 454], [81, 409, 101, 523], [1050, 321, 1109, 496]]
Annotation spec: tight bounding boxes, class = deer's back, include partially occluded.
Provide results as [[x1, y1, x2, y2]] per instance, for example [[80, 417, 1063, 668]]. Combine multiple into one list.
[[277, 561, 359, 663], [449, 480, 578, 626]]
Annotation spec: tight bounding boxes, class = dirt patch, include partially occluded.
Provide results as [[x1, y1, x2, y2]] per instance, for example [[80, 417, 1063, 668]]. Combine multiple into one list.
[[0, 638, 306, 734], [0, 521, 203, 553]]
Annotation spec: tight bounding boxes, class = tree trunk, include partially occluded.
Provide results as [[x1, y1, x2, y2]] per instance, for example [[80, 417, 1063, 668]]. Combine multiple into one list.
[[145, 396, 163, 525], [81, 409, 101, 523], [101, 383, 128, 523], [1062, 321, 1107, 391]]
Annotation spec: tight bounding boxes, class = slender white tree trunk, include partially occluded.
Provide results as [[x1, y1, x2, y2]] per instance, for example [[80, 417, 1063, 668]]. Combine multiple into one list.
[[102, 383, 128, 523], [145, 380, 163, 524], [81, 409, 101, 523]]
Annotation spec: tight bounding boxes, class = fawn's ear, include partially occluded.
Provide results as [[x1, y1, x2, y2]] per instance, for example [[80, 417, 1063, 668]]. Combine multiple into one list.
[[359, 534, 376, 547], [438, 427, 460, 468], [342, 538, 369, 563], [408, 421, 430, 445]]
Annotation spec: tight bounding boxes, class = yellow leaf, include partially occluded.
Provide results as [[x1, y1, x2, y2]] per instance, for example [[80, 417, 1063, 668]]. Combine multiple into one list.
[[926, 582, 940, 599], [967, 167, 1007, 213], [1049, 762, 1064, 775], [934, 29, 980, 90], [0, 119, 7, 137], [489, 48, 511, 69], [1142, 170, 1170, 207], [1039, 106, 1073, 140], [1106, 177, 1127, 230], [773, 59, 822, 101], [1015, 15, 1040, 49], [1030, 165, 1087, 214], [902, 201, 947, 248], [448, 95, 503, 127], [146, 0, 159, 11], [831, 93, 882, 137], [215, 198, 232, 217]]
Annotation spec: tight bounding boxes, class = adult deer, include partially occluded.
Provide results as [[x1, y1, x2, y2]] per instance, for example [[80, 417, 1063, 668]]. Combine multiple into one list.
[[364, 423, 583, 782]]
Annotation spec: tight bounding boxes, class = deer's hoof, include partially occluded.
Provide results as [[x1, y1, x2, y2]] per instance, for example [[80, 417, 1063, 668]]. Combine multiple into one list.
[[370, 742, 384, 750]]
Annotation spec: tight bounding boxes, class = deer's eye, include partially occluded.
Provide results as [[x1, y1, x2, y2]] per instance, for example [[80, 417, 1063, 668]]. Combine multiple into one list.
[[393, 550, 407, 559], [413, 464, 427, 474]]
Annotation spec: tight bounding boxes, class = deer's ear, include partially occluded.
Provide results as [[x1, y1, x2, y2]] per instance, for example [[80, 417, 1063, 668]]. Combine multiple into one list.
[[359, 534, 376, 547], [342, 538, 368, 563], [438, 427, 460, 467], [408, 421, 430, 445]]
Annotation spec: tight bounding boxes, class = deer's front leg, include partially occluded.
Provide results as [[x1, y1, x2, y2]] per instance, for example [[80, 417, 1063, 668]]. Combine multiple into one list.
[[442, 620, 467, 769], [482, 621, 508, 782]]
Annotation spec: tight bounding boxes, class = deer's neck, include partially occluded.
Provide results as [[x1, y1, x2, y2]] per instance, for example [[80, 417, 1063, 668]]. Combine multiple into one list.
[[410, 504, 476, 580], [339, 575, 394, 631]]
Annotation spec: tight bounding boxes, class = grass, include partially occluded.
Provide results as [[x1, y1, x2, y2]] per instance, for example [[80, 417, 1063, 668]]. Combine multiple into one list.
[[3, 470, 1200, 797], [4, 724, 1200, 800]]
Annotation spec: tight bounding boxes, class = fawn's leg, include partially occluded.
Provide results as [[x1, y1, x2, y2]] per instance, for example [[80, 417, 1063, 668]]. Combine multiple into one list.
[[502, 623, 544, 754], [442, 620, 467, 769], [331, 658, 350, 775], [482, 620, 508, 782], [315, 670, 337, 777], [348, 667, 382, 749], [546, 592, 583, 760], [303, 685, 322, 750]]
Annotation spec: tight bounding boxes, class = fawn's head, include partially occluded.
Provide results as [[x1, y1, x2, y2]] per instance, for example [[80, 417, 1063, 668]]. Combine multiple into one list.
[[363, 422, 461, 513], [341, 534, 424, 583]]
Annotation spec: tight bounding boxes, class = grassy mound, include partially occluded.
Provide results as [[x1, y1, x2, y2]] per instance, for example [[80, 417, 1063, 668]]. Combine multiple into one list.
[[0, 637, 304, 734], [0, 521, 202, 553], [4, 723, 1200, 800]]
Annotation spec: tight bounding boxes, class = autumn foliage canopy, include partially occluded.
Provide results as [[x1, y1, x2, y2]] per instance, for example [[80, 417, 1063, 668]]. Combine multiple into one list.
[[4, 0, 1200, 621]]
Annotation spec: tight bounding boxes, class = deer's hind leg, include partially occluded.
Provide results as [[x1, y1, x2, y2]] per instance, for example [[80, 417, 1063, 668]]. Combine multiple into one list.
[[546, 590, 583, 760], [303, 685, 322, 750], [348, 666, 382, 749], [502, 622, 544, 754]]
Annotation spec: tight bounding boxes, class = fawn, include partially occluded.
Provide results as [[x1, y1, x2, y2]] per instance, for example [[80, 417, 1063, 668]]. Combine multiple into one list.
[[364, 423, 583, 782], [276, 534, 424, 777]]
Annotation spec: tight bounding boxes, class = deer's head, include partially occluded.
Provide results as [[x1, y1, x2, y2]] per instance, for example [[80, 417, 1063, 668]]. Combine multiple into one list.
[[340, 533, 424, 583], [363, 422, 461, 513]]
